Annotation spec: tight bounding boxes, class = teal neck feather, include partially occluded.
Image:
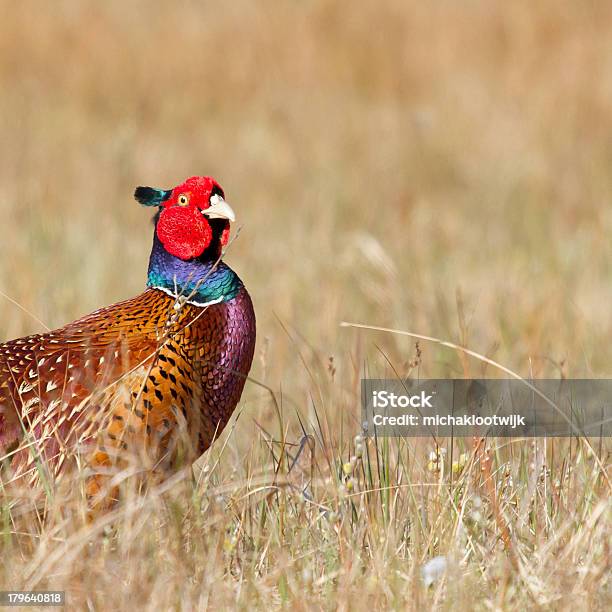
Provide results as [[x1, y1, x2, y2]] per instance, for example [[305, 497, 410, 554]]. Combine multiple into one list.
[[147, 234, 242, 306]]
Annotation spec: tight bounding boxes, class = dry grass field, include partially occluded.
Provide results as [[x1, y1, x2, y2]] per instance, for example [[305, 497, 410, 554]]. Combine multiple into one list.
[[0, 1, 611, 609]]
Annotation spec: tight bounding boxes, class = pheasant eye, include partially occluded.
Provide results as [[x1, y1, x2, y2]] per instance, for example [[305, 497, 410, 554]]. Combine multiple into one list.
[[178, 194, 189, 206]]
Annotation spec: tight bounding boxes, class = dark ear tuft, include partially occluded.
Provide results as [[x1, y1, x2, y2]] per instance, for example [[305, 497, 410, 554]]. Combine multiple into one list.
[[134, 186, 172, 206]]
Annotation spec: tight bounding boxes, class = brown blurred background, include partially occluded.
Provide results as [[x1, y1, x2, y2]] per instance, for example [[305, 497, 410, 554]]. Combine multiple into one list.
[[2, 0, 612, 400]]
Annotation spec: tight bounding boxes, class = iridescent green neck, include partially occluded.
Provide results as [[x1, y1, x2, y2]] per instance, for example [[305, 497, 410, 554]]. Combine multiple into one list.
[[147, 235, 242, 306]]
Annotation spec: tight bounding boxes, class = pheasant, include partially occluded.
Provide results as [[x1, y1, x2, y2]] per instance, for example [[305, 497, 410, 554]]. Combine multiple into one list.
[[0, 176, 256, 508]]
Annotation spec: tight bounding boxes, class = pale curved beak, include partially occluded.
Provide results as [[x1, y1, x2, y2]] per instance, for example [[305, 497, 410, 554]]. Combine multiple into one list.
[[203, 194, 236, 222]]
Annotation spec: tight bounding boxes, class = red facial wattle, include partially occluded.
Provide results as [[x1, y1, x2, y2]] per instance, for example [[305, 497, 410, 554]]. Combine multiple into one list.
[[156, 207, 213, 260], [221, 225, 230, 246]]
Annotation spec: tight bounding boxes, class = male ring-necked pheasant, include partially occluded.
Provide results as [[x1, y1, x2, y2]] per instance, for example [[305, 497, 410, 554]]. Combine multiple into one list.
[[0, 176, 255, 507]]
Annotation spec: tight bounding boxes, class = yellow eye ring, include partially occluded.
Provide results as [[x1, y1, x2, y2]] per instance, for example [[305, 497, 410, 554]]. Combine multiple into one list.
[[178, 194, 189, 206]]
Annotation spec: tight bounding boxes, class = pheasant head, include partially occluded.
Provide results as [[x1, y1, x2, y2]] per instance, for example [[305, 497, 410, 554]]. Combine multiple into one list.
[[135, 176, 235, 260], [136, 176, 241, 306]]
